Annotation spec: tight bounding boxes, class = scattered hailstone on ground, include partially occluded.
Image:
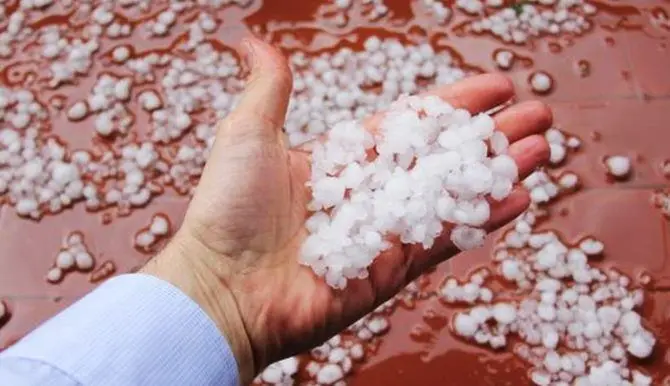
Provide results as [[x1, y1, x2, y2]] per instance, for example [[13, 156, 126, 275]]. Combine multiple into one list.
[[67, 101, 88, 121], [530, 71, 553, 94], [441, 268, 494, 304], [112, 46, 131, 63], [521, 128, 582, 205], [605, 155, 632, 179], [558, 172, 579, 190], [494, 49, 514, 70], [301, 94, 518, 289], [545, 128, 580, 166], [469, 0, 595, 44], [423, 0, 451, 23], [524, 170, 560, 204], [134, 213, 171, 252], [148, 43, 243, 143], [47, 231, 95, 284], [447, 138, 657, 385], [0, 124, 87, 219], [77, 74, 135, 136], [651, 190, 670, 218], [456, 0, 484, 14], [334, 0, 351, 9], [285, 37, 466, 146], [100, 142, 160, 210], [449, 212, 656, 385], [38, 26, 100, 88]]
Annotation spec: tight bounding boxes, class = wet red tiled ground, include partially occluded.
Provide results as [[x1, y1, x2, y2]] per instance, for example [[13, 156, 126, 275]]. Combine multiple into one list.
[[2, 0, 670, 384]]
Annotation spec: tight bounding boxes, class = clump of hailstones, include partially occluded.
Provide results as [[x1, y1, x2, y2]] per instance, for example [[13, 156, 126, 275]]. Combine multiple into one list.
[[46, 232, 95, 284], [447, 212, 657, 386], [301, 95, 518, 289]]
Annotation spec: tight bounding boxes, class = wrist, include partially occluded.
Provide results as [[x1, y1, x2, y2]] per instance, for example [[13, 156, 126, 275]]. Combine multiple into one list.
[[141, 231, 256, 384]]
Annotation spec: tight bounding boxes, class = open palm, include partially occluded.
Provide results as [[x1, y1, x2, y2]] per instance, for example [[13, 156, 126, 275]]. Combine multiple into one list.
[[169, 38, 551, 382]]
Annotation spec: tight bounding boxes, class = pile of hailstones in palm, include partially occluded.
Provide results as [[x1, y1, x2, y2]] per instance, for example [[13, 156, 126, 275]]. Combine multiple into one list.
[[300, 94, 519, 289], [442, 209, 656, 385]]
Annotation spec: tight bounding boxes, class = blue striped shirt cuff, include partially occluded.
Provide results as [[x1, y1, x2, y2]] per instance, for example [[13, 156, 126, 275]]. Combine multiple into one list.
[[0, 274, 240, 386]]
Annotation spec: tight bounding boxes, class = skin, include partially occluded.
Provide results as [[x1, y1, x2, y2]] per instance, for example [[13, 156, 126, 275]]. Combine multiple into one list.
[[142, 37, 552, 384]]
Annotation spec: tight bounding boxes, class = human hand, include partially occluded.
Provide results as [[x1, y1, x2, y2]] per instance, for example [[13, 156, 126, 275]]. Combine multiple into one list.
[[143, 37, 551, 383]]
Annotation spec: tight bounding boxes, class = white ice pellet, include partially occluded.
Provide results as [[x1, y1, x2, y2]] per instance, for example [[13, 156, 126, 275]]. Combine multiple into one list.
[[489, 335, 506, 348], [260, 365, 282, 384], [632, 371, 652, 386], [605, 155, 631, 178], [68, 233, 83, 246], [46, 267, 63, 283], [158, 10, 176, 26], [538, 303, 557, 321], [130, 189, 151, 206], [530, 186, 551, 203], [135, 231, 155, 248], [55, 251, 75, 270], [579, 238, 604, 256], [367, 316, 389, 334], [544, 351, 562, 373], [558, 173, 579, 189], [490, 131, 509, 155], [93, 6, 114, 25], [453, 312, 479, 338], [112, 46, 131, 63], [545, 129, 565, 145], [457, 0, 484, 14], [530, 71, 553, 94], [152, 23, 168, 36], [492, 303, 516, 324], [149, 215, 169, 236], [114, 79, 132, 101], [501, 259, 521, 280], [491, 155, 518, 181], [531, 370, 552, 386], [95, 113, 114, 136], [549, 143, 566, 164], [75, 252, 94, 270], [328, 347, 347, 363], [67, 102, 88, 121], [316, 364, 344, 385], [470, 306, 491, 324], [16, 198, 38, 216], [279, 357, 299, 376], [627, 331, 655, 358], [566, 136, 581, 149], [311, 177, 345, 209], [494, 50, 514, 70], [542, 329, 559, 349], [451, 225, 486, 251], [479, 288, 493, 302]]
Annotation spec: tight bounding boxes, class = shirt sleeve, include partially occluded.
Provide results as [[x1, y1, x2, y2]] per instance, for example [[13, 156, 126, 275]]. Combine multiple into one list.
[[0, 274, 240, 386]]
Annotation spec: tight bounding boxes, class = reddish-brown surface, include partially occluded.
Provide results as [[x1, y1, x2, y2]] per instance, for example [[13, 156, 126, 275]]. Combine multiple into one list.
[[2, 0, 670, 384]]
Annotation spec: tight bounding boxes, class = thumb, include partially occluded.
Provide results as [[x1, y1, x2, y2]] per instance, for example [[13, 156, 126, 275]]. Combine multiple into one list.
[[217, 37, 293, 143]]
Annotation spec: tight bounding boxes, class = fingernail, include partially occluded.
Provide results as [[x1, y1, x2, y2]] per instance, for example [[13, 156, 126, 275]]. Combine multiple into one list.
[[241, 38, 256, 70]]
